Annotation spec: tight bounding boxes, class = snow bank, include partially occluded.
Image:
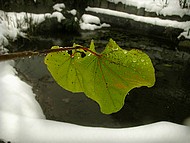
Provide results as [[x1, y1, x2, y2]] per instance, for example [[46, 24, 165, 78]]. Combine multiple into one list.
[[85, 7, 190, 29], [107, 0, 190, 17], [0, 61, 45, 119], [81, 14, 101, 24], [0, 10, 65, 33], [1, 111, 190, 143], [80, 14, 110, 30], [178, 29, 190, 39], [51, 12, 65, 22], [0, 11, 26, 46], [68, 9, 77, 16], [0, 10, 50, 32], [0, 10, 45, 119], [86, 7, 190, 39], [53, 3, 65, 12]]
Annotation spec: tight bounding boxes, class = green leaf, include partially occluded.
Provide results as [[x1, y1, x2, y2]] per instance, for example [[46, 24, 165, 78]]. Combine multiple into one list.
[[45, 39, 155, 114], [76, 39, 155, 114], [44, 46, 84, 92]]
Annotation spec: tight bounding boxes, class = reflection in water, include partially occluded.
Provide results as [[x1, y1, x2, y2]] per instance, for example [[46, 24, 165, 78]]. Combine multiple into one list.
[[183, 117, 190, 126], [14, 29, 190, 127]]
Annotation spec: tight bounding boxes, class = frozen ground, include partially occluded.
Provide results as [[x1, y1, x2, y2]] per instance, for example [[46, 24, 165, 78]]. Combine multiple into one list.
[[0, 1, 190, 143]]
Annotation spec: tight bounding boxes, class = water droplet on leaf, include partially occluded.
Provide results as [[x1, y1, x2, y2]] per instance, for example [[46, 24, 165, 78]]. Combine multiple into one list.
[[133, 59, 137, 62]]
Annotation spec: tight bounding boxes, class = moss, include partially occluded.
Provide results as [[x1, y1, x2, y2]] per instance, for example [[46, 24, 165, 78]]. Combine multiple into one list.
[[178, 40, 190, 51]]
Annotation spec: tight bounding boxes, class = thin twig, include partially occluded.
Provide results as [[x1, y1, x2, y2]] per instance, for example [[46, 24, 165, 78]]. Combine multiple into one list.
[[0, 46, 100, 62], [0, 51, 39, 61]]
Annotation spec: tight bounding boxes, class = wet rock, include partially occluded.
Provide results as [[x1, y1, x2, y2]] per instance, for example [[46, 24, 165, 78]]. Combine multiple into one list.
[[100, 0, 108, 9], [93, 0, 101, 7], [137, 8, 145, 16], [124, 5, 137, 14], [178, 40, 190, 52], [0, 0, 53, 13], [108, 2, 116, 10], [144, 11, 157, 17], [116, 2, 125, 12], [0, 139, 11, 143], [35, 17, 63, 34]]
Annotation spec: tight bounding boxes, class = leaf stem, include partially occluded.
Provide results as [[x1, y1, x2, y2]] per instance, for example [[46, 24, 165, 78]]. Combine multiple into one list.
[[80, 47, 101, 57]]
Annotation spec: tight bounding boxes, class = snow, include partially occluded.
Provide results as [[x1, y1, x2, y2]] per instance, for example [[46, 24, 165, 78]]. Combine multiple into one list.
[[86, 7, 190, 39], [53, 3, 65, 12], [0, 11, 26, 46], [0, 61, 45, 119], [0, 10, 66, 33], [51, 12, 65, 22], [0, 11, 50, 33], [86, 7, 190, 29], [81, 14, 101, 24], [0, 2, 190, 143], [80, 14, 110, 30], [0, 10, 45, 120], [1, 111, 190, 143], [178, 29, 190, 39], [68, 9, 77, 15], [107, 0, 190, 17], [0, 9, 66, 119], [80, 22, 110, 30]]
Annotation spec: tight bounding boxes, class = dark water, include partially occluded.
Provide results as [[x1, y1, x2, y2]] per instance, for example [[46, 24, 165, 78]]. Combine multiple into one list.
[[14, 29, 190, 127]]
